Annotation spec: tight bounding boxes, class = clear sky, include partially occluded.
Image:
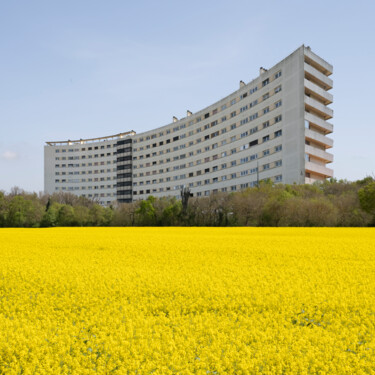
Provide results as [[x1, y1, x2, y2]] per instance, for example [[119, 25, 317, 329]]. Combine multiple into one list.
[[1, 0, 374, 193]]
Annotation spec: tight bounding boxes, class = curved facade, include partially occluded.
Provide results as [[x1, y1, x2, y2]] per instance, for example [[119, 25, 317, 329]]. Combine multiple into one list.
[[44, 45, 333, 205]]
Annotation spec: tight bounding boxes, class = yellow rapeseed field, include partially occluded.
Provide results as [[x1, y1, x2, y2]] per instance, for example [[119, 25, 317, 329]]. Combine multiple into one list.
[[0, 228, 374, 374]]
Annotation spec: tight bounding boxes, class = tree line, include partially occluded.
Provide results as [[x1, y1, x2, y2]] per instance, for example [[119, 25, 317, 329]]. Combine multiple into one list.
[[0, 177, 374, 227]]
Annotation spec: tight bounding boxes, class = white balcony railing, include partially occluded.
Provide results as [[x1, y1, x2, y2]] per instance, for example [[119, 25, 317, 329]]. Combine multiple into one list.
[[305, 128, 333, 149], [305, 161, 333, 177], [304, 48, 333, 76], [305, 95, 333, 120], [305, 145, 333, 163], [304, 63, 333, 90], [304, 79, 333, 104], [305, 112, 333, 134]]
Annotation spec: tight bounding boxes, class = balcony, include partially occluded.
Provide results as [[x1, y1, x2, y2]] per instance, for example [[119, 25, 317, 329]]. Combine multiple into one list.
[[305, 112, 333, 134], [304, 48, 333, 76], [305, 144, 333, 163], [305, 95, 333, 120], [305, 128, 333, 149], [304, 79, 333, 105], [304, 63, 333, 90], [305, 161, 333, 178]]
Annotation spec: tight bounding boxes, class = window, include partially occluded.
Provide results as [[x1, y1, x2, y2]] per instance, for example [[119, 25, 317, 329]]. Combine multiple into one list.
[[221, 163, 227, 169], [240, 144, 249, 151], [250, 86, 258, 94], [275, 174, 282, 182], [249, 140, 258, 147], [241, 131, 248, 138], [230, 124, 236, 130], [275, 71, 282, 79], [250, 154, 258, 160], [275, 115, 282, 123], [231, 99, 236, 105], [221, 104, 227, 110], [263, 135, 270, 142], [240, 105, 248, 113], [263, 121, 270, 129], [275, 130, 282, 138], [231, 111, 236, 118], [263, 163, 270, 170], [263, 93, 269, 100], [275, 85, 282, 94], [262, 78, 269, 87], [275, 160, 282, 167], [275, 145, 282, 152], [263, 107, 270, 114], [275, 100, 282, 108], [263, 149, 270, 156]]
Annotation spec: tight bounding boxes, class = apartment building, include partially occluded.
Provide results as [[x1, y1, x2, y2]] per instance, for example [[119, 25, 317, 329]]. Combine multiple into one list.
[[44, 45, 333, 205]]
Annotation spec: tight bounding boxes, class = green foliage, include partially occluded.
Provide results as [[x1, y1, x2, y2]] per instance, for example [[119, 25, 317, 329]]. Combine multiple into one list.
[[56, 205, 77, 226], [5, 194, 44, 227], [358, 181, 375, 225], [0, 192, 6, 226], [135, 196, 157, 226], [0, 179, 374, 227]]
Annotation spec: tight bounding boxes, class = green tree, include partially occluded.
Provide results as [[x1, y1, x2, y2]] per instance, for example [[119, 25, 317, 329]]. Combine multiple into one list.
[[358, 181, 375, 225], [0, 192, 7, 226], [6, 195, 43, 227], [135, 196, 156, 226], [56, 204, 77, 226]]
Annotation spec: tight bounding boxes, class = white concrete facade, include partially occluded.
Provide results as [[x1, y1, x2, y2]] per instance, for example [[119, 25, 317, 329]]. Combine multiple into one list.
[[44, 45, 333, 205]]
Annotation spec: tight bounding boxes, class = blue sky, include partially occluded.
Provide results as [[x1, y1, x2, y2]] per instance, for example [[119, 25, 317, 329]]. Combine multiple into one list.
[[0, 0, 374, 193]]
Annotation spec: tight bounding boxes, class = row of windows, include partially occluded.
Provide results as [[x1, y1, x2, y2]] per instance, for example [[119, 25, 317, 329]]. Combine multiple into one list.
[[134, 85, 282, 151], [55, 152, 115, 160], [55, 144, 115, 153], [133, 159, 282, 187], [55, 170, 116, 176], [134, 128, 283, 176], [54, 186, 117, 197], [54, 181, 116, 189], [134, 144, 282, 183], [134, 174, 283, 196], [134, 115, 282, 169], [134, 71, 282, 144], [55, 162, 115, 168]]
